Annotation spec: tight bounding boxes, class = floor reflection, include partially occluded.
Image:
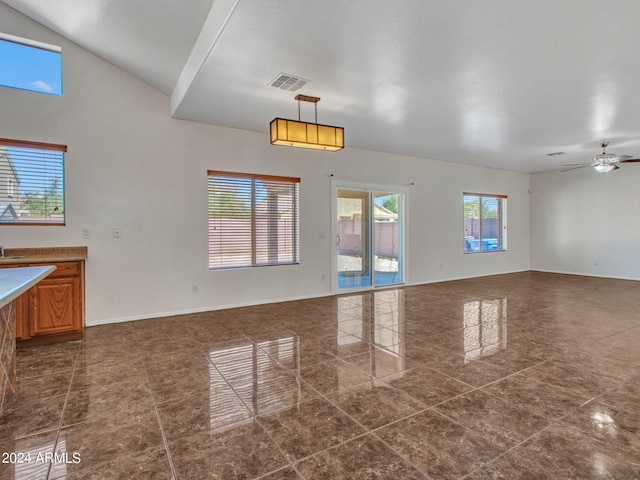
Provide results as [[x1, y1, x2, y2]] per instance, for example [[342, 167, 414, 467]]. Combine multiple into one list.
[[12, 439, 57, 479], [336, 290, 406, 380], [463, 298, 507, 362], [592, 411, 616, 432], [208, 336, 300, 424]]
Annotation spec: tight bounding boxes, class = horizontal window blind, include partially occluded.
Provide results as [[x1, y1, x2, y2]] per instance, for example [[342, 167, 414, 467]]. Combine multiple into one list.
[[0, 138, 66, 225], [208, 171, 300, 269]]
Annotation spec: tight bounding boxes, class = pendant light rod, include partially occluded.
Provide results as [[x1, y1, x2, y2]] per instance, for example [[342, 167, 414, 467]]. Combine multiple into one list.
[[295, 94, 321, 123]]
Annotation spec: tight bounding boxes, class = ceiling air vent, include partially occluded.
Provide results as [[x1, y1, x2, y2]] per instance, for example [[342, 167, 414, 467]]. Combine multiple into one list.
[[268, 73, 310, 92]]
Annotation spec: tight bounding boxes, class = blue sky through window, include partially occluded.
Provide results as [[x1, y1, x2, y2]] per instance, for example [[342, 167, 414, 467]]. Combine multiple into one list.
[[0, 36, 61, 95], [211, 176, 268, 208]]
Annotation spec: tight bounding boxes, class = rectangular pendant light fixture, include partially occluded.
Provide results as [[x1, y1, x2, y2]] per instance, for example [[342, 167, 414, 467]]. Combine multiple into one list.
[[270, 95, 344, 151]]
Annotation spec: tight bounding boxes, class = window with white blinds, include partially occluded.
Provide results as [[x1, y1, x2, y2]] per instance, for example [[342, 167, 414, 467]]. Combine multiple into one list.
[[208, 171, 300, 269], [0, 138, 66, 225]]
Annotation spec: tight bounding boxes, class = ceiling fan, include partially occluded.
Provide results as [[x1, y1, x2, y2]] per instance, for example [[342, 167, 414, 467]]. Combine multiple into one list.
[[561, 143, 640, 173]]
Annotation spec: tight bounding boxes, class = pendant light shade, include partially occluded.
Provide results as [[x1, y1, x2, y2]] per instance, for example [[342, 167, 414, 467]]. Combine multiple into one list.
[[270, 95, 344, 151], [270, 118, 344, 151]]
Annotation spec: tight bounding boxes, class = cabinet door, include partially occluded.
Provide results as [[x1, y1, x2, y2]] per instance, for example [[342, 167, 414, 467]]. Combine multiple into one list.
[[14, 293, 30, 339], [28, 276, 81, 336]]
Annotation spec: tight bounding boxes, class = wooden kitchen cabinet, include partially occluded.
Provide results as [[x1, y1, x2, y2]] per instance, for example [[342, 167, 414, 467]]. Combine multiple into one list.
[[13, 261, 84, 345]]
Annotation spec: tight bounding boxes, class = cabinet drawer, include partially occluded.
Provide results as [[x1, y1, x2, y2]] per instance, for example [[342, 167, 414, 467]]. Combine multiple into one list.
[[29, 262, 80, 278]]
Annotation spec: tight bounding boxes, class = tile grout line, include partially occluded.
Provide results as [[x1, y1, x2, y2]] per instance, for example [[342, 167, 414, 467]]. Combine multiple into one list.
[[133, 326, 178, 480], [240, 314, 632, 473], [290, 426, 435, 480], [250, 325, 521, 478], [244, 332, 411, 478], [208, 333, 299, 477], [264, 346, 437, 478], [242, 329, 320, 480], [455, 416, 570, 480], [236, 336, 299, 474], [432, 383, 616, 480], [46, 341, 82, 480]]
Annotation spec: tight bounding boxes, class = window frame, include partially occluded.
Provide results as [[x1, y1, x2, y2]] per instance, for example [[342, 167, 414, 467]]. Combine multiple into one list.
[[207, 170, 300, 270], [0, 138, 67, 226], [463, 192, 507, 254], [0, 32, 62, 96]]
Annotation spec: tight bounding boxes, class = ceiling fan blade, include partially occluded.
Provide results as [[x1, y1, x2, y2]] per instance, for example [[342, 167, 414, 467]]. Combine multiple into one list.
[[560, 165, 590, 172], [619, 159, 640, 163], [561, 163, 592, 167], [616, 155, 633, 160]]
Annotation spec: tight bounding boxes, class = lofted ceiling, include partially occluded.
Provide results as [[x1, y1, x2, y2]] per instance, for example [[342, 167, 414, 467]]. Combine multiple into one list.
[[3, 0, 640, 173]]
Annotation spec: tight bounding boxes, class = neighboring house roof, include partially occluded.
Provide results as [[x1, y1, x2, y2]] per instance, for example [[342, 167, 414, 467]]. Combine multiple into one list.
[[374, 203, 397, 220], [338, 198, 398, 220], [0, 148, 21, 185], [0, 202, 18, 221]]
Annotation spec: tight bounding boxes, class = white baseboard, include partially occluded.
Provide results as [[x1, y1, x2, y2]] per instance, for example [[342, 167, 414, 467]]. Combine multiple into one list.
[[86, 291, 333, 327], [88, 268, 636, 327], [529, 268, 640, 282], [405, 268, 530, 287]]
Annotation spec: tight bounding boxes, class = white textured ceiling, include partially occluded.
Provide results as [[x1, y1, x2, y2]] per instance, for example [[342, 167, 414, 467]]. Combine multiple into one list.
[[1, 0, 215, 94], [4, 0, 640, 173]]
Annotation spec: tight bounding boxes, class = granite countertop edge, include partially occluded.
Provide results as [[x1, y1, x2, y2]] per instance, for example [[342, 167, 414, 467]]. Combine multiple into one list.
[[0, 246, 88, 265]]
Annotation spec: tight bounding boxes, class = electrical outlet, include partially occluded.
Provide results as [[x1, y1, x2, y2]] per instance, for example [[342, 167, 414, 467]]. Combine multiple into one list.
[[192, 285, 198, 294], [82, 228, 90, 239], [113, 227, 121, 238]]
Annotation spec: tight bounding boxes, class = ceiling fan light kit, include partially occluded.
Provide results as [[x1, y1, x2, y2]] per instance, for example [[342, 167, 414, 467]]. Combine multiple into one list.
[[561, 142, 640, 174], [593, 163, 617, 173], [270, 95, 344, 151]]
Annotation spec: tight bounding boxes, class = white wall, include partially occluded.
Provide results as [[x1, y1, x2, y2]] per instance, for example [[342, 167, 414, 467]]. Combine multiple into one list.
[[530, 166, 640, 280], [0, 5, 531, 325]]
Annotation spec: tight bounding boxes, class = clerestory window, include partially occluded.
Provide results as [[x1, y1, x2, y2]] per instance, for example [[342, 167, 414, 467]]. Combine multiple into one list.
[[0, 32, 62, 96]]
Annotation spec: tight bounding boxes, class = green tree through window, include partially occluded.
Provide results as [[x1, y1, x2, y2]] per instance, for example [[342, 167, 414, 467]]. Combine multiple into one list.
[[21, 177, 64, 217], [381, 195, 398, 214]]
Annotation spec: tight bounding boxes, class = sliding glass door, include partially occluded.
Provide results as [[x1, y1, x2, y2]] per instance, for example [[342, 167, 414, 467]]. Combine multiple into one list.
[[336, 189, 371, 288], [373, 191, 402, 286], [335, 185, 404, 291]]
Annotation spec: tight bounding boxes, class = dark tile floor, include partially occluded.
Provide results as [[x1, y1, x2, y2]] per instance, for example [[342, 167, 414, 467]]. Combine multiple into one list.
[[1, 271, 640, 479]]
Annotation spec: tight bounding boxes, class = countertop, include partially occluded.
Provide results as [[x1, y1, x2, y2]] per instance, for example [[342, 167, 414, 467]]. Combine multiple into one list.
[[0, 246, 88, 265], [0, 266, 56, 308]]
